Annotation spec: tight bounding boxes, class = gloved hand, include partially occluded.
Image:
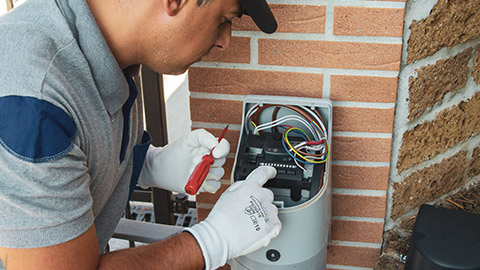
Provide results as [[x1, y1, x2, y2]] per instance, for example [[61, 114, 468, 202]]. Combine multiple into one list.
[[184, 166, 282, 270], [137, 129, 230, 194]]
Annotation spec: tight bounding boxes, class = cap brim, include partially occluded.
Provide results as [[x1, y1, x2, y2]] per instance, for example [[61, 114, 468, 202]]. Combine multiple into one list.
[[240, 0, 277, 34]]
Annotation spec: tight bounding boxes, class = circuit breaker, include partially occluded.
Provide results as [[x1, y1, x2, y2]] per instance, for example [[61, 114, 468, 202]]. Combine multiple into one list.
[[230, 95, 332, 270]]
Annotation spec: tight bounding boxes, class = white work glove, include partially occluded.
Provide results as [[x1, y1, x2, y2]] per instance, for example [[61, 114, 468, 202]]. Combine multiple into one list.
[[137, 129, 230, 194], [184, 166, 282, 270]]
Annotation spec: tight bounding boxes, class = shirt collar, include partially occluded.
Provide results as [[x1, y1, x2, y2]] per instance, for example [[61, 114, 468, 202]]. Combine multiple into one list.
[[56, 0, 129, 114]]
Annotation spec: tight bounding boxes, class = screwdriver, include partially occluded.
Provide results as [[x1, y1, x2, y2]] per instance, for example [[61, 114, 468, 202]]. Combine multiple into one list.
[[184, 125, 229, 195]]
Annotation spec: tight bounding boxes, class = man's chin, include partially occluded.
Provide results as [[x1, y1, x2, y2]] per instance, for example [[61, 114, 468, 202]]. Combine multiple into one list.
[[166, 69, 188, 75], [167, 63, 192, 75]]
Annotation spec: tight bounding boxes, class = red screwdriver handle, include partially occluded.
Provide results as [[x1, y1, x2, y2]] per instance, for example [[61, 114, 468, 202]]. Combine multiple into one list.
[[184, 154, 215, 195]]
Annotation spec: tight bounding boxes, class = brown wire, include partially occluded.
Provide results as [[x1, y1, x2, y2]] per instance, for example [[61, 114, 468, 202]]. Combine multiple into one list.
[[252, 104, 316, 135]]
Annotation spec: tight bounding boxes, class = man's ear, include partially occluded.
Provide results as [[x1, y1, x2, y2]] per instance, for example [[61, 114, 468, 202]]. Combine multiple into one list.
[[164, 0, 189, 16]]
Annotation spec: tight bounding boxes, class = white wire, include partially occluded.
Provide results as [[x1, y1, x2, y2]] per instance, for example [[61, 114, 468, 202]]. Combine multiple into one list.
[[244, 104, 260, 134], [295, 145, 327, 159], [245, 104, 328, 142], [299, 105, 328, 140], [254, 115, 319, 139], [303, 144, 325, 153], [255, 115, 310, 134], [294, 156, 306, 171], [243, 104, 329, 168], [271, 106, 322, 141]]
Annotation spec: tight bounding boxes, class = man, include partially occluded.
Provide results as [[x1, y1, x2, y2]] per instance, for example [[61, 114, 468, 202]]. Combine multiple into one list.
[[0, 0, 280, 269]]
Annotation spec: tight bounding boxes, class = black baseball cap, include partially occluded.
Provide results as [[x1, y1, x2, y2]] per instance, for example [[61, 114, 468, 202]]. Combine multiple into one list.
[[240, 0, 277, 34]]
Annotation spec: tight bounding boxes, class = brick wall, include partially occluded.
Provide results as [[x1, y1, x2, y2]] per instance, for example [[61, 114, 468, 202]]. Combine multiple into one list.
[[188, 1, 406, 269], [381, 0, 480, 267]]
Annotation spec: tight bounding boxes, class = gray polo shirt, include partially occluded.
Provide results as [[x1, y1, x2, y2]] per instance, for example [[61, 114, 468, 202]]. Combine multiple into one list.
[[0, 0, 150, 259]]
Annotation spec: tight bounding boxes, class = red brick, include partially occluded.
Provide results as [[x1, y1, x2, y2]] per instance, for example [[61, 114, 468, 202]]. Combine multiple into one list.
[[330, 75, 398, 103], [200, 36, 250, 63], [331, 219, 384, 243], [201, 128, 240, 157], [327, 245, 381, 268], [333, 107, 395, 133], [332, 136, 392, 162], [258, 39, 402, 71], [190, 98, 243, 124], [196, 184, 230, 205], [334, 7, 404, 37], [196, 207, 211, 222], [332, 194, 386, 218], [332, 165, 389, 190], [188, 67, 323, 98], [233, 4, 326, 33], [224, 157, 235, 180]]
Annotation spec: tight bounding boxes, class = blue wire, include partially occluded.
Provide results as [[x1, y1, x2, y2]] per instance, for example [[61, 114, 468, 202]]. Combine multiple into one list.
[[281, 137, 316, 165], [312, 121, 325, 140], [277, 125, 309, 141]]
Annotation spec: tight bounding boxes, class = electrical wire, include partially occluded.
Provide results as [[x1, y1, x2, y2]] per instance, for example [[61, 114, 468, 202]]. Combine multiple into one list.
[[245, 103, 330, 167]]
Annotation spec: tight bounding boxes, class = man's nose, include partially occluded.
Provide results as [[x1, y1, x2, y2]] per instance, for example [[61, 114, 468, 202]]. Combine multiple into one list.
[[214, 21, 232, 50]]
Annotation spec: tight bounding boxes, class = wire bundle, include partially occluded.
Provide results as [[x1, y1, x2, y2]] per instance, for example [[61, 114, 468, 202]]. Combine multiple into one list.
[[245, 104, 329, 171]]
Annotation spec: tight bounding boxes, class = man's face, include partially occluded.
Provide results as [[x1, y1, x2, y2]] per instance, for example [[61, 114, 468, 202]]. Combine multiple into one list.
[[143, 0, 243, 75]]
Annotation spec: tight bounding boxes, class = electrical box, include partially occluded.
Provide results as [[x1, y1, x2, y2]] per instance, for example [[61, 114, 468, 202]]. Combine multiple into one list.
[[230, 95, 332, 270]]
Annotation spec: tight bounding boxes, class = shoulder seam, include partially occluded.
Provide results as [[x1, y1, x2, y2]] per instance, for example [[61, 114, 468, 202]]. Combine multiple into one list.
[[39, 38, 77, 99]]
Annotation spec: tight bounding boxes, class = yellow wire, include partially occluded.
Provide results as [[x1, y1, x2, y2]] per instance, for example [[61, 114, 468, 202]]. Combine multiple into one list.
[[250, 121, 259, 135], [284, 128, 328, 164]]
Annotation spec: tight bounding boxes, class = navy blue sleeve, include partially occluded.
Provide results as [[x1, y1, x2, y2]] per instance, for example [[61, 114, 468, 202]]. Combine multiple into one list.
[[0, 95, 77, 163]]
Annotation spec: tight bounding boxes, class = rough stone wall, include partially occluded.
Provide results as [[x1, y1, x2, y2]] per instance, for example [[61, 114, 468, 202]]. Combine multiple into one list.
[[381, 0, 480, 267], [407, 0, 480, 64], [407, 48, 471, 121], [474, 47, 480, 84]]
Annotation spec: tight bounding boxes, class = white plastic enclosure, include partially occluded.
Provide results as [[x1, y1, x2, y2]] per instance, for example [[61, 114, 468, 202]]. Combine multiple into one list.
[[230, 95, 333, 270]]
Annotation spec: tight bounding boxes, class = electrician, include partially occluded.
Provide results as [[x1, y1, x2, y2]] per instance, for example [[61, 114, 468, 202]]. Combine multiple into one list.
[[0, 0, 280, 269]]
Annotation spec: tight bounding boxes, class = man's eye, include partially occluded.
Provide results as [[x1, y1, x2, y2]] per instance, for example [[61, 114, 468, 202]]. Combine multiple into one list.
[[220, 18, 231, 26]]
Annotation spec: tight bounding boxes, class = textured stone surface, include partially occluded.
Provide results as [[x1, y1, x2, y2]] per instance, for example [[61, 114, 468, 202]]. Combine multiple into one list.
[[398, 92, 480, 171], [469, 146, 480, 178], [374, 255, 405, 270], [474, 48, 480, 85], [376, 228, 412, 268], [408, 48, 471, 120], [437, 181, 480, 214], [381, 229, 411, 257], [392, 151, 467, 220], [407, 0, 480, 63]]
